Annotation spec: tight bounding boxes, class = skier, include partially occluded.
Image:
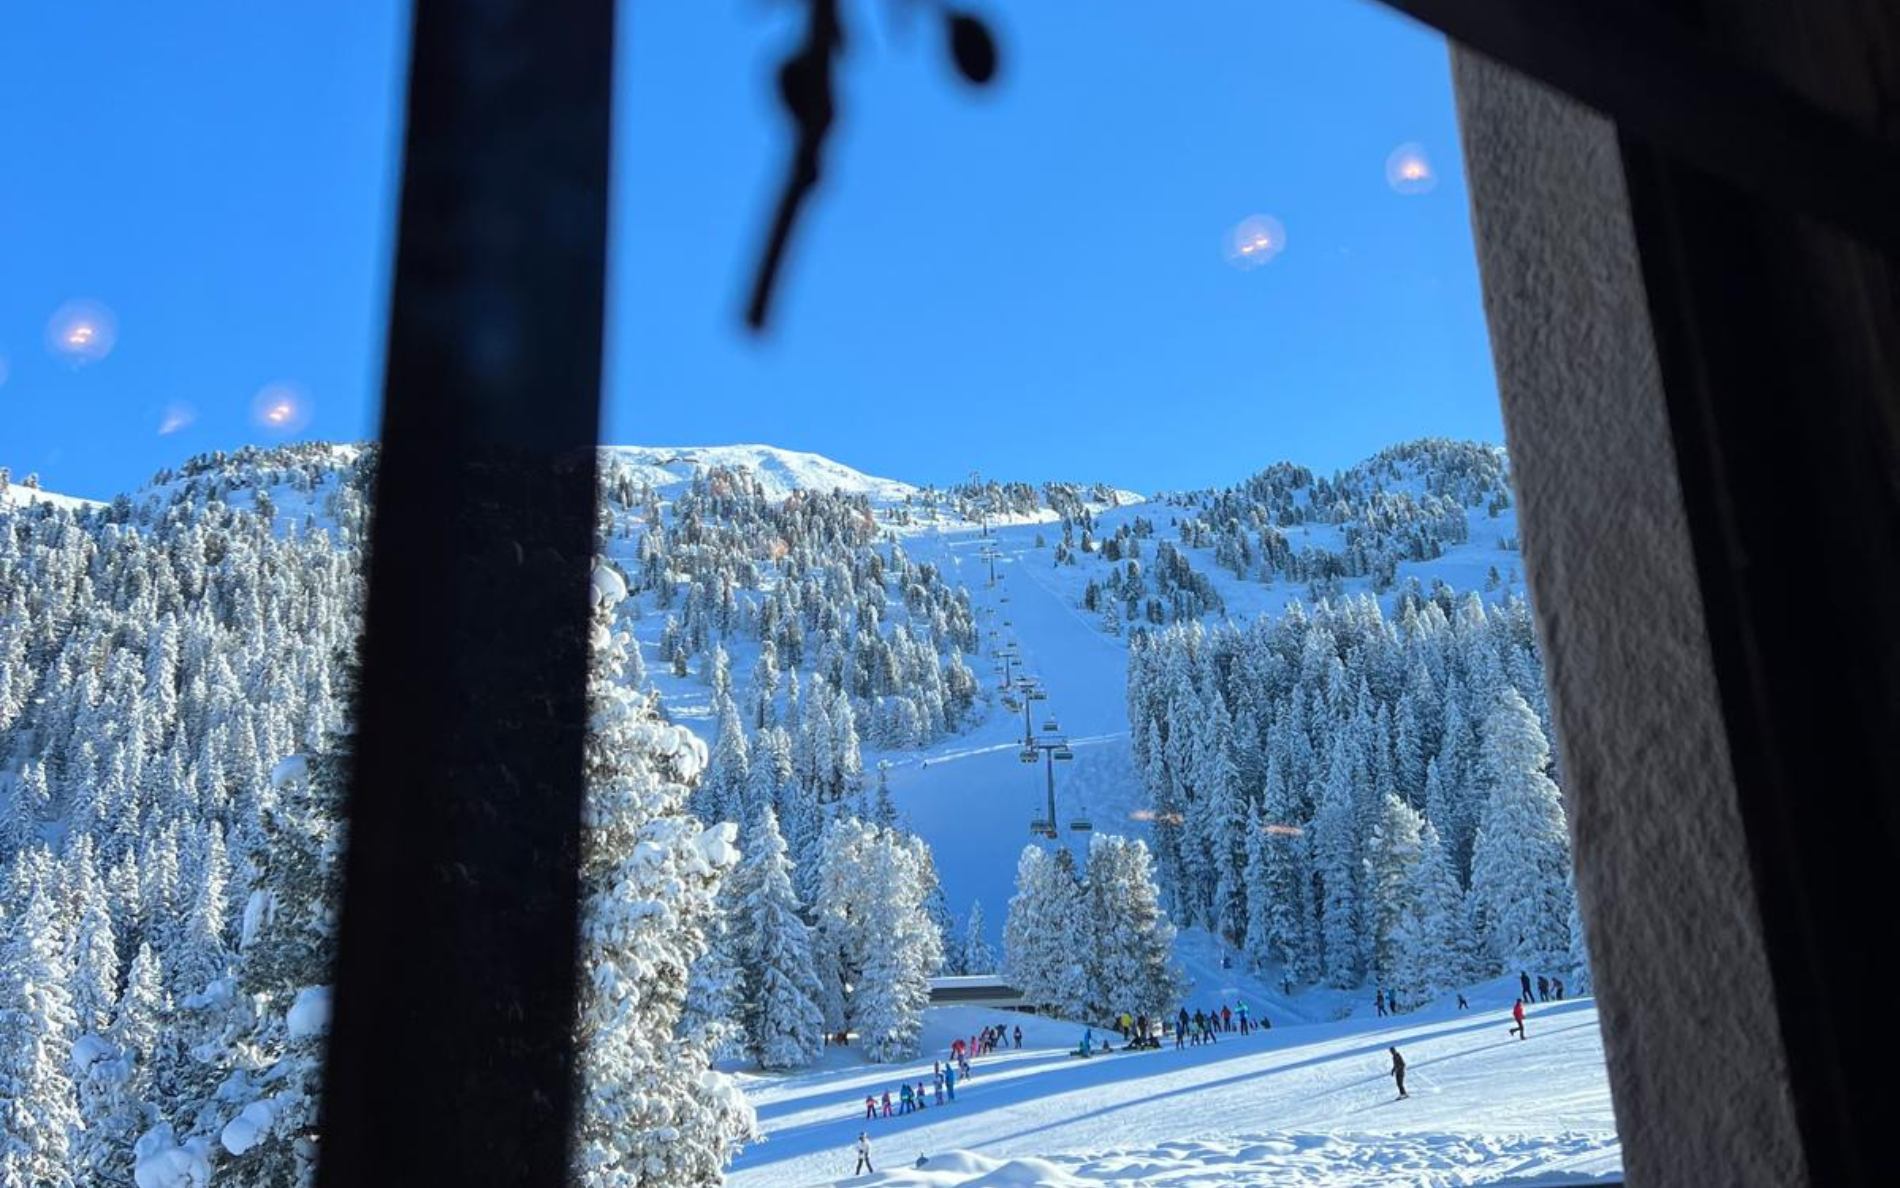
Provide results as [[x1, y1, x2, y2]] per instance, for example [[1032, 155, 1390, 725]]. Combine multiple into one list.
[[882, 1090, 894, 1118], [1078, 1025, 1094, 1057], [951, 1037, 966, 1062], [1390, 1047, 1408, 1098], [1013, 1024, 1023, 1049], [1553, 976, 1565, 1001], [1509, 997, 1527, 1040], [1519, 970, 1533, 1001], [1174, 1015, 1186, 1049], [934, 1069, 945, 1105], [1282, 975, 1293, 997], [900, 1082, 914, 1115], [945, 1063, 957, 1101], [1456, 993, 1469, 1011], [916, 1080, 928, 1110], [1221, 1004, 1233, 1033], [864, 1094, 877, 1120], [1374, 990, 1387, 1017], [1537, 974, 1550, 1003], [1236, 1001, 1249, 1035], [855, 1132, 874, 1176]]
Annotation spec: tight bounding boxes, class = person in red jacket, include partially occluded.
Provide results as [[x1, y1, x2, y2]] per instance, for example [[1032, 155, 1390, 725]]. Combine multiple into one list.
[[1509, 997, 1527, 1039]]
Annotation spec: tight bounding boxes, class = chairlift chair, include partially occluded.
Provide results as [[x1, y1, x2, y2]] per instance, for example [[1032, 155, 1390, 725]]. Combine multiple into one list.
[[1070, 818, 1093, 833], [1030, 818, 1053, 835], [1053, 745, 1075, 761], [1019, 747, 1039, 764], [1042, 719, 1060, 732]]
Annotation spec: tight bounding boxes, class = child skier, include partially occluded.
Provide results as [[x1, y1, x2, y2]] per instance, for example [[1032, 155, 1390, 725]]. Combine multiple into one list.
[[864, 1094, 876, 1120], [1509, 997, 1527, 1039]]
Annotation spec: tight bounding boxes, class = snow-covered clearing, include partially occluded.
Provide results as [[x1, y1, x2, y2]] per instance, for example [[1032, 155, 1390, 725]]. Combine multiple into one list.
[[726, 979, 1619, 1186]]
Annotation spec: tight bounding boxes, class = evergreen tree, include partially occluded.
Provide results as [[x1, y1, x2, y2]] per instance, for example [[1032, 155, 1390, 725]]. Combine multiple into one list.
[[1469, 690, 1574, 973], [570, 605, 758, 1186], [730, 807, 824, 1071], [961, 900, 996, 974], [0, 890, 82, 1187]]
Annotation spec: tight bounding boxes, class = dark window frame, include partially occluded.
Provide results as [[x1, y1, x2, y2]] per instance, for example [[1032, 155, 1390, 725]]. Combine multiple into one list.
[[318, 1, 1900, 1184]]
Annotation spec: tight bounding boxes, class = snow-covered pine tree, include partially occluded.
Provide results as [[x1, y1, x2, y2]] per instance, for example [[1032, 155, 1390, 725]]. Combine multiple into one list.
[[570, 603, 757, 1187], [1469, 689, 1575, 975], [1082, 835, 1184, 1022], [847, 828, 943, 1062], [1392, 820, 1466, 1008], [0, 888, 82, 1187], [1003, 846, 1089, 1020], [1362, 793, 1425, 989], [731, 806, 824, 1071], [961, 900, 996, 975]]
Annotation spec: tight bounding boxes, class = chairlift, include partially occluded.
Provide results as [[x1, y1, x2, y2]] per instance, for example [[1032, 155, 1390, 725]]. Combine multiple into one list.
[[1002, 694, 1022, 712], [1042, 719, 1060, 732], [1030, 818, 1054, 835], [1019, 747, 1039, 764], [1053, 745, 1075, 762], [1069, 818, 1093, 833], [1027, 688, 1048, 702]]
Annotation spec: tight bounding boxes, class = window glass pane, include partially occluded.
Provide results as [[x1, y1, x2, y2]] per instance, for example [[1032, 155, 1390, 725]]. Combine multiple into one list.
[[589, 1, 1621, 1185], [0, 4, 406, 1183]]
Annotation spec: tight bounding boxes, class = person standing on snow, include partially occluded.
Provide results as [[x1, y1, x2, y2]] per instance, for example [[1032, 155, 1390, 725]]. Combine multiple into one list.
[[900, 1082, 914, 1115], [1509, 997, 1527, 1039], [934, 1068, 945, 1105], [1375, 990, 1387, 1018], [1390, 1047, 1408, 1098], [882, 1090, 894, 1118], [945, 1063, 958, 1101], [1519, 971, 1534, 1001], [1236, 1001, 1249, 1035], [855, 1132, 874, 1176], [1537, 975, 1550, 1002], [1221, 1004, 1233, 1033], [1457, 993, 1469, 1011], [864, 1094, 877, 1120], [1013, 1024, 1023, 1049]]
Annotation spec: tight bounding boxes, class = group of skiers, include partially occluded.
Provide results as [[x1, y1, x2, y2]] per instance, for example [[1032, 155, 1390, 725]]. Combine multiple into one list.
[[1171, 1000, 1264, 1047], [1520, 970, 1566, 1003], [861, 1025, 1026, 1129], [863, 1054, 968, 1122]]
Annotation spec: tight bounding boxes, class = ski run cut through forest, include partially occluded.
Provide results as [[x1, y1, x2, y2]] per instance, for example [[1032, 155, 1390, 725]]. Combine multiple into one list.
[[0, 441, 1619, 1186]]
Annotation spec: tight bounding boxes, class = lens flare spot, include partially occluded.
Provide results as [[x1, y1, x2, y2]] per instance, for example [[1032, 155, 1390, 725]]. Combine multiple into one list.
[[46, 300, 119, 366], [1264, 823, 1305, 837], [1385, 143, 1437, 195], [250, 383, 312, 434], [158, 403, 197, 436], [1223, 214, 1287, 270]]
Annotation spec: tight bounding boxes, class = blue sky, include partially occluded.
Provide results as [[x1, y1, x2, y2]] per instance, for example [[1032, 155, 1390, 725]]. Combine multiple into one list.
[[2, 0, 1499, 499]]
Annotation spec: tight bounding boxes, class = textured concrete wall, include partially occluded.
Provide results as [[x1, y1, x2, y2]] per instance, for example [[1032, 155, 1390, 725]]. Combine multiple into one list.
[[1449, 50, 1807, 1188]]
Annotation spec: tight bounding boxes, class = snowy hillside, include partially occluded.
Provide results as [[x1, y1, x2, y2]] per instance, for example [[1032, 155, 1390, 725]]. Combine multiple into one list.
[[727, 983, 1617, 1187], [604, 444, 919, 502]]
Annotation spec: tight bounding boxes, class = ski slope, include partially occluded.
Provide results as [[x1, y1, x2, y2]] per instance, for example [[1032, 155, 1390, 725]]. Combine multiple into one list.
[[725, 979, 1620, 1186]]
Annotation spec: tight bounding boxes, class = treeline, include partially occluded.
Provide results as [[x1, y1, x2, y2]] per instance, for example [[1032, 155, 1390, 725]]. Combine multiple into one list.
[[1125, 589, 1588, 1009]]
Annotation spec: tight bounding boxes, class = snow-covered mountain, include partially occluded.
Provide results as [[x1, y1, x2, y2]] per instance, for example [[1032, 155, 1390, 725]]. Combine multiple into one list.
[[603, 443, 919, 502], [0, 437, 1609, 1188]]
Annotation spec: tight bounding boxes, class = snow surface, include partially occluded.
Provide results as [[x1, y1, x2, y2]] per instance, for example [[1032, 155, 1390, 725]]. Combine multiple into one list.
[[286, 986, 331, 1040], [603, 444, 919, 503], [726, 983, 1617, 1187], [0, 481, 102, 513]]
